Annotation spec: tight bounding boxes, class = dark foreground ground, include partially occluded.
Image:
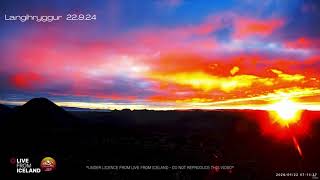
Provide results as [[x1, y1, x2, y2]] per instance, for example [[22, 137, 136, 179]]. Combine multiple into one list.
[[0, 98, 320, 179]]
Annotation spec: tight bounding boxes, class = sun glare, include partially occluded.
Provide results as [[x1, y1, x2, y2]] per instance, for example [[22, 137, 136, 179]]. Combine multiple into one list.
[[268, 98, 302, 126]]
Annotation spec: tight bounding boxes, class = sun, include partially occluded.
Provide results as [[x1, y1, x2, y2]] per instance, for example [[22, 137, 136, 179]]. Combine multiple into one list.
[[268, 98, 302, 126]]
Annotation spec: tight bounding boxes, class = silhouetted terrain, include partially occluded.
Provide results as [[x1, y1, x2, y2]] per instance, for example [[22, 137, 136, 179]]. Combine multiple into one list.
[[1, 98, 320, 179], [0, 104, 11, 112], [0, 104, 12, 116]]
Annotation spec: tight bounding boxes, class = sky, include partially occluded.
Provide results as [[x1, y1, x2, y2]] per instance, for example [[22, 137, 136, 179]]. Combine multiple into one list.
[[0, 0, 320, 110]]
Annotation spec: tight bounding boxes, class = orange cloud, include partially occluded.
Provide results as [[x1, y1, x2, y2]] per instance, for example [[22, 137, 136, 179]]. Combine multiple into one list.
[[271, 69, 305, 81], [142, 52, 319, 108], [149, 71, 274, 92], [230, 66, 240, 75]]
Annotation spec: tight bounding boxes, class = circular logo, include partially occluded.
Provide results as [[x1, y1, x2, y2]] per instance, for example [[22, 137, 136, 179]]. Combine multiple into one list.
[[40, 157, 56, 172]]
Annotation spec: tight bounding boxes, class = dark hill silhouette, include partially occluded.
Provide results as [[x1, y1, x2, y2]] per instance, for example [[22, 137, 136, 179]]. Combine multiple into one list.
[[17, 97, 67, 115], [9, 97, 76, 129]]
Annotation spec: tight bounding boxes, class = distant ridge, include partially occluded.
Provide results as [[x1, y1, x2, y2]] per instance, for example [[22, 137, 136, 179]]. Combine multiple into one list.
[[0, 104, 11, 112], [0, 104, 12, 122], [62, 106, 111, 112]]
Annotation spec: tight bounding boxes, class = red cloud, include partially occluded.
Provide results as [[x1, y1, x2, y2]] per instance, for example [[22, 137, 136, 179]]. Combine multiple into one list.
[[11, 72, 44, 89], [285, 37, 320, 49], [233, 18, 284, 39], [128, 21, 218, 54]]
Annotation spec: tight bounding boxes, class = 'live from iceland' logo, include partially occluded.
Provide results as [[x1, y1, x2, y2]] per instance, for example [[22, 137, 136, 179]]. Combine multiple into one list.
[[10, 157, 56, 174]]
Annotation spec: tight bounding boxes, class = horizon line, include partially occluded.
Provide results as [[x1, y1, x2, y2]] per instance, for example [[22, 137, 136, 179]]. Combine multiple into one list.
[[2, 99, 320, 111]]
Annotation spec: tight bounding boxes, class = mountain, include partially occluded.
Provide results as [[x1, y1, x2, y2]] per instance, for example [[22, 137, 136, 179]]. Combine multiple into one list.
[[11, 97, 76, 129], [18, 97, 67, 115]]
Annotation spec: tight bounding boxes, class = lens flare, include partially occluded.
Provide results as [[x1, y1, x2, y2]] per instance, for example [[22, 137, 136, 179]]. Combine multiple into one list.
[[268, 98, 302, 126], [292, 136, 303, 158], [266, 98, 304, 158]]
